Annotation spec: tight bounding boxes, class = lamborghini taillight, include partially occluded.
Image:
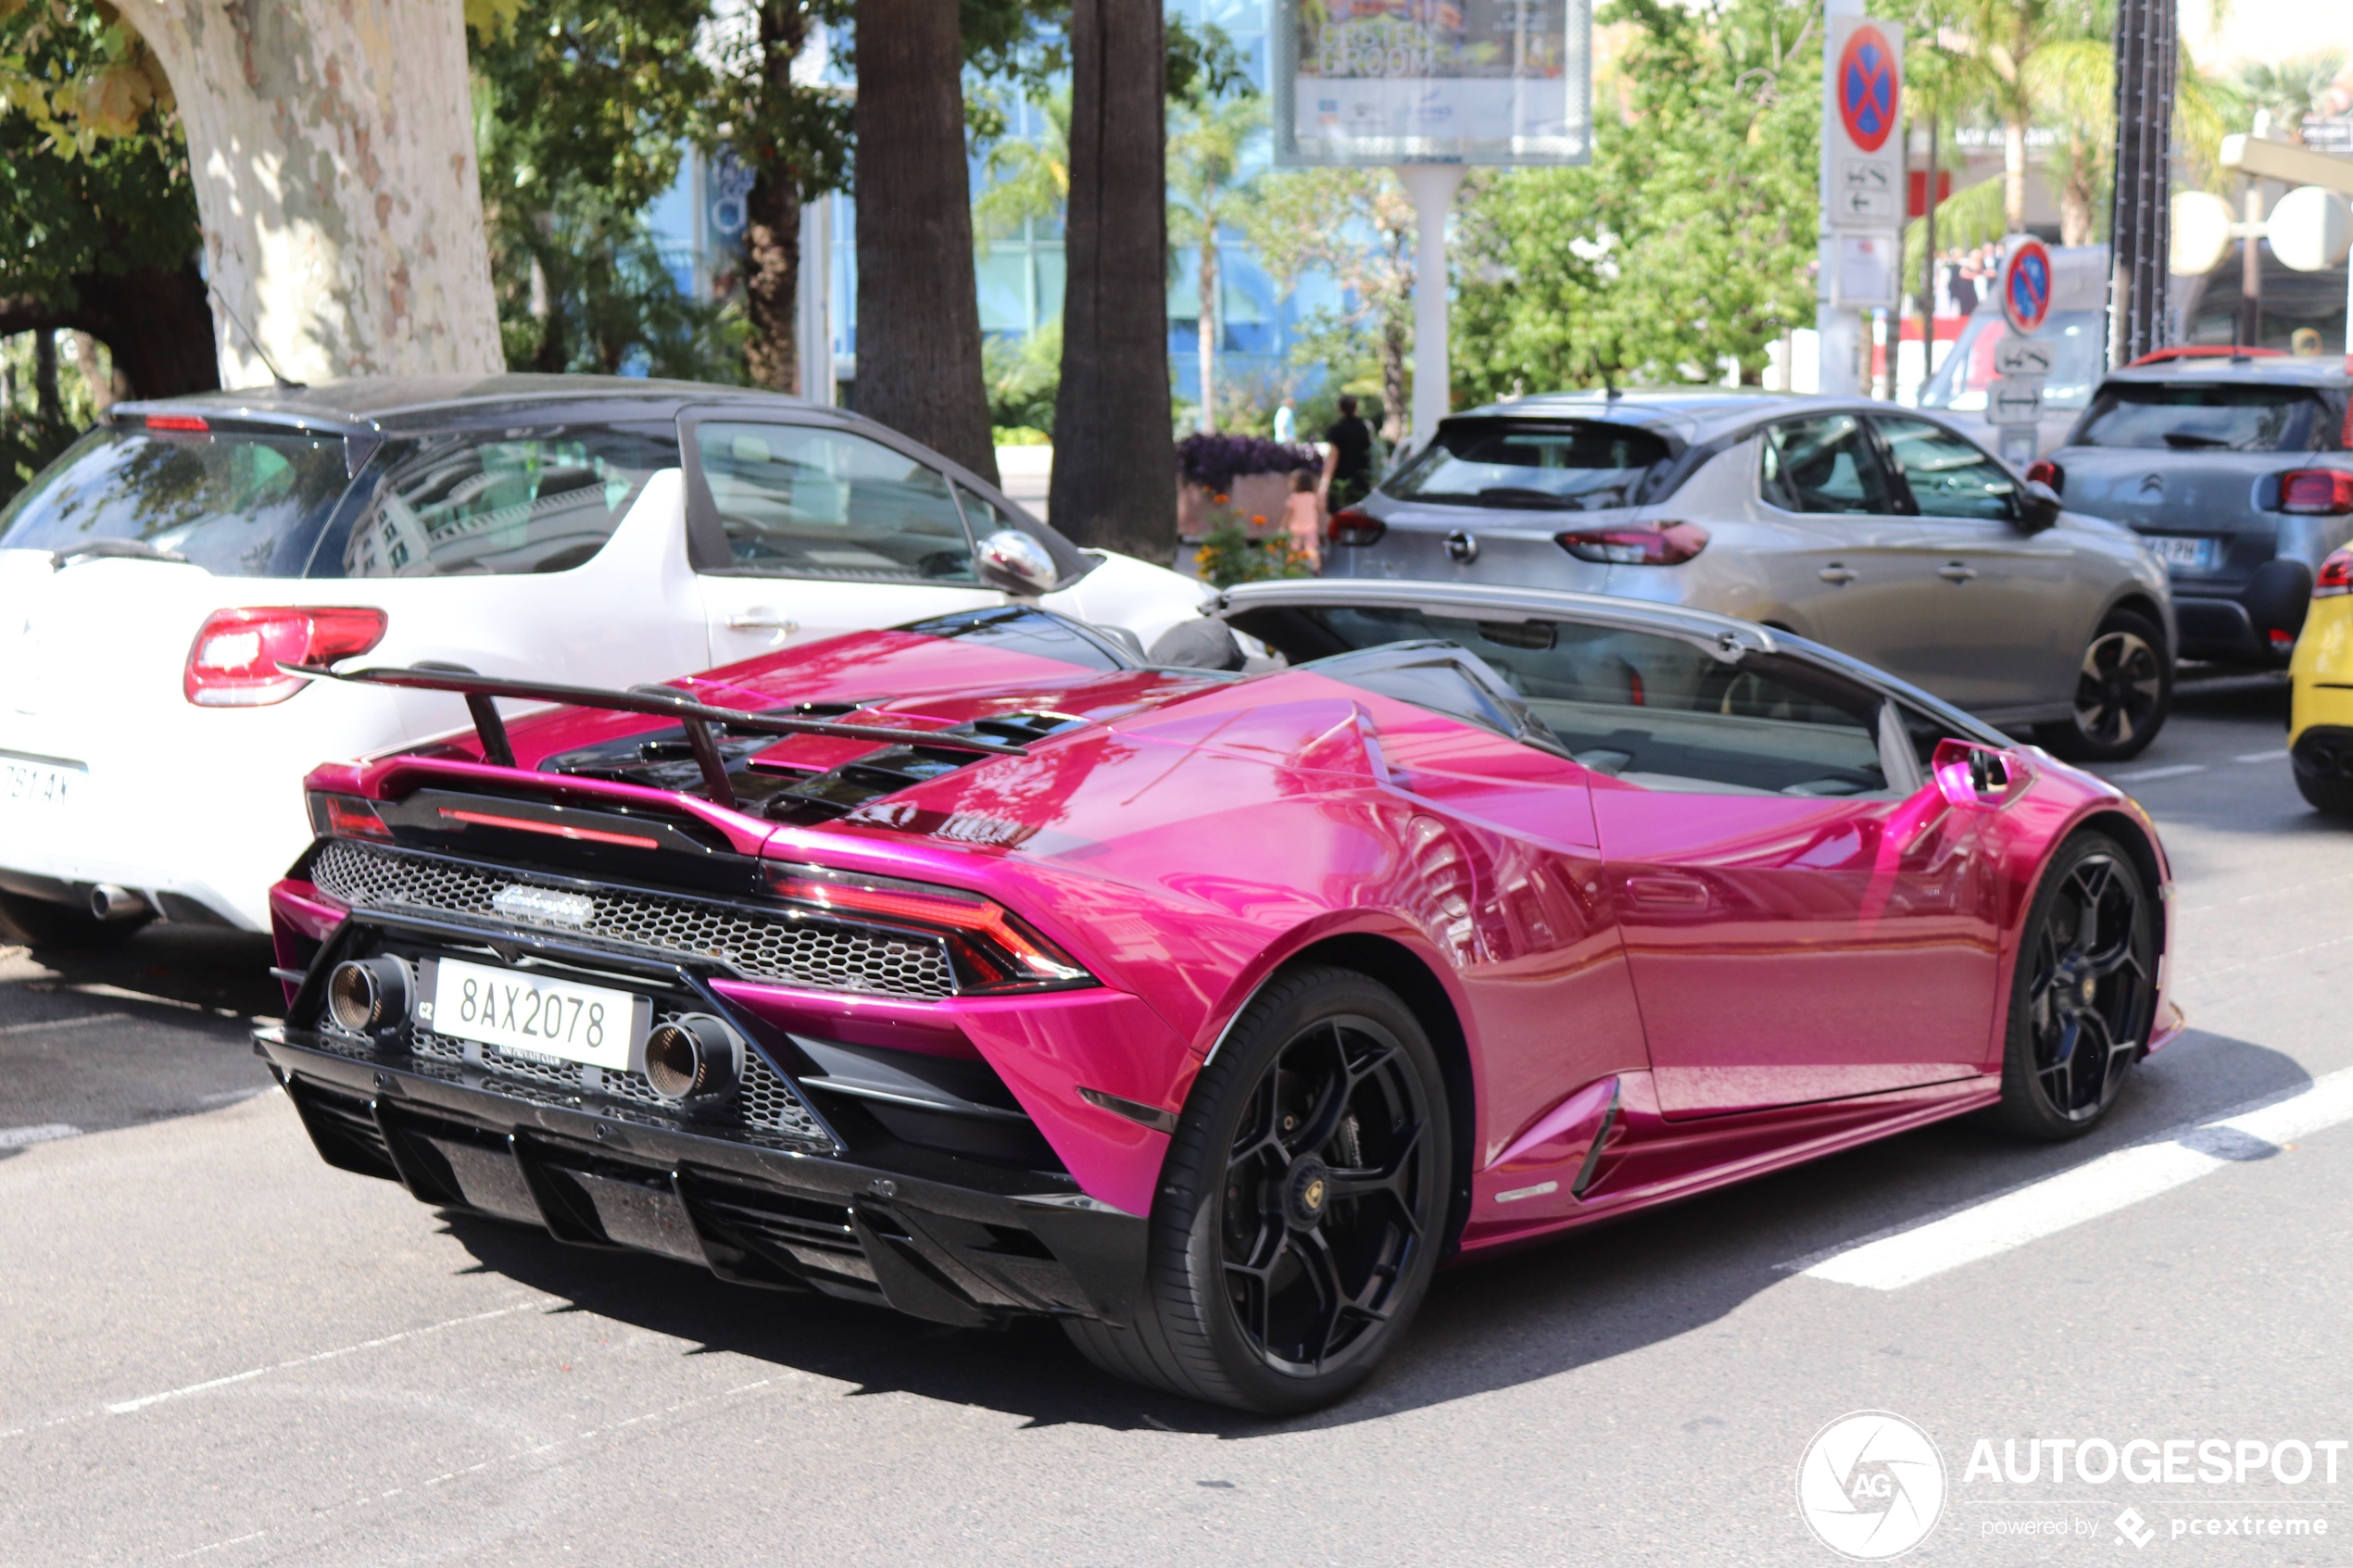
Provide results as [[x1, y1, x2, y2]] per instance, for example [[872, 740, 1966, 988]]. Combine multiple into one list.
[[766, 863, 1091, 994]]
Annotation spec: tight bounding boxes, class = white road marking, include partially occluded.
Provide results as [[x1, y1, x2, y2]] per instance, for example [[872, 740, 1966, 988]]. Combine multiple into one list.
[[0, 1123, 82, 1149], [1795, 1067, 2353, 1291], [0, 1011, 125, 1036], [170, 1530, 265, 1561], [100, 1297, 557, 1416], [2109, 763, 2207, 782], [2234, 748, 2289, 763]]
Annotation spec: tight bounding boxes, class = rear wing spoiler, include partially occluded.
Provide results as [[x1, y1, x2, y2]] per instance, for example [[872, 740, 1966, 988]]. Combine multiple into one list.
[[280, 662, 1027, 810]]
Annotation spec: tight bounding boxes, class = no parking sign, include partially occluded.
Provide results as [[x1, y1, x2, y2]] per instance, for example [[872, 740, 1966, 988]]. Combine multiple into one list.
[[1823, 15, 1903, 232], [1999, 237, 2055, 335]]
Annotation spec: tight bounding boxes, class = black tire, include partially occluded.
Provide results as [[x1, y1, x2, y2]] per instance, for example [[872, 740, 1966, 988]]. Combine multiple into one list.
[[2293, 760, 2353, 818], [1992, 834, 2156, 1140], [0, 891, 149, 950], [1063, 966, 1452, 1414], [2033, 608, 2171, 762]]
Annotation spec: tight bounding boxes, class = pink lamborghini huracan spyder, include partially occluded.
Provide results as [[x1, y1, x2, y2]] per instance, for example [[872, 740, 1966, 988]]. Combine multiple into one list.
[[257, 581, 2183, 1412]]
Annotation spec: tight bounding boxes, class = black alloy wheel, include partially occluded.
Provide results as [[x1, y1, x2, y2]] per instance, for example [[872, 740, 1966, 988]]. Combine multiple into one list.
[[1994, 834, 2156, 1139], [1063, 966, 1451, 1413], [2035, 608, 2171, 762]]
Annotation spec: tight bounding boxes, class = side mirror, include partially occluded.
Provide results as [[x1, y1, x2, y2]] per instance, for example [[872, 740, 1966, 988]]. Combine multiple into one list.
[[2016, 479, 2063, 534], [977, 529, 1059, 594], [1931, 738, 2026, 809]]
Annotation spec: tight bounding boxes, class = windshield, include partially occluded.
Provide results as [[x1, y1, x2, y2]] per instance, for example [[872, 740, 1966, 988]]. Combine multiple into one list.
[[1919, 310, 2107, 413], [1381, 420, 1671, 509], [0, 427, 353, 576], [1236, 603, 1900, 797], [2072, 383, 2333, 452]]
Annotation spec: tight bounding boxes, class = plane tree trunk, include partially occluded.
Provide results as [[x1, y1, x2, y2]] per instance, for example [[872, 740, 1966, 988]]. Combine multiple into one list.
[[109, 0, 503, 387]]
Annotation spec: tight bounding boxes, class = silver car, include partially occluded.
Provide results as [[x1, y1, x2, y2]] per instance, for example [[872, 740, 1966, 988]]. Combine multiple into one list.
[[1324, 391, 2178, 760]]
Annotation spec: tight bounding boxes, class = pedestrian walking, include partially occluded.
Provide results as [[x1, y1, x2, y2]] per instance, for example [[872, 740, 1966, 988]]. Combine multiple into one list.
[[1273, 397, 1297, 445], [1282, 468, 1322, 571], [1321, 395, 1375, 510]]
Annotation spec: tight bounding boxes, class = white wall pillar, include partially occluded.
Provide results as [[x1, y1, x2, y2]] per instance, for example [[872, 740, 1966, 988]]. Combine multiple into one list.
[[1396, 162, 1467, 447]]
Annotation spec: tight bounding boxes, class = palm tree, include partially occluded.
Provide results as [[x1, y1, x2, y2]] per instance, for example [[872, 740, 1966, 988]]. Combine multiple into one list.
[[973, 90, 1071, 242], [1166, 92, 1265, 433], [2233, 51, 2348, 144]]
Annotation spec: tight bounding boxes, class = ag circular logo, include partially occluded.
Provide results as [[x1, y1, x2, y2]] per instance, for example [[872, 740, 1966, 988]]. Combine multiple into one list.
[[1797, 1411, 1945, 1560], [1835, 25, 1900, 153]]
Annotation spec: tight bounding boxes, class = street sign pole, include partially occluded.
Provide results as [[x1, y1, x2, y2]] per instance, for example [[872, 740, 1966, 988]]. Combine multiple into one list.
[[1819, 0, 1902, 397]]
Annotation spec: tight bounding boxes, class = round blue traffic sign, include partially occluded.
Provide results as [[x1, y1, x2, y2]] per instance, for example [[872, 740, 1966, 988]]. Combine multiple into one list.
[[2000, 238, 2053, 335], [1837, 26, 1899, 154]]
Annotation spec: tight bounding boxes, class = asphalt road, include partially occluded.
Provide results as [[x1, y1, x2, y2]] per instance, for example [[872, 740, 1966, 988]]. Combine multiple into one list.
[[5, 668, 2351, 1566]]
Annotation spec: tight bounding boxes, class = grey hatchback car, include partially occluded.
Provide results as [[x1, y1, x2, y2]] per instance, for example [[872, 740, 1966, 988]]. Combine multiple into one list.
[[1323, 391, 2177, 760], [2035, 352, 2353, 667]]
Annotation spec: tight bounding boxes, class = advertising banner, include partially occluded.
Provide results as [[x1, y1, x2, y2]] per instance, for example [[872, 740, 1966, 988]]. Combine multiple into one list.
[[1272, 0, 1592, 167]]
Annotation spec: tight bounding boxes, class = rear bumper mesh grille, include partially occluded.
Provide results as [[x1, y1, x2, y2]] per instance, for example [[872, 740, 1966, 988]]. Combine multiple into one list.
[[308, 839, 954, 998]]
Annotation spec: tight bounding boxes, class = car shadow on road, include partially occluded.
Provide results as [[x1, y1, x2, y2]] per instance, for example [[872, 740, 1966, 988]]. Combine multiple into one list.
[[436, 1027, 2310, 1438]]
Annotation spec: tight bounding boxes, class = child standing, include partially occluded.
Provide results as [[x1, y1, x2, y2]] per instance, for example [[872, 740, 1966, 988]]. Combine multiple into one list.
[[1282, 468, 1323, 572]]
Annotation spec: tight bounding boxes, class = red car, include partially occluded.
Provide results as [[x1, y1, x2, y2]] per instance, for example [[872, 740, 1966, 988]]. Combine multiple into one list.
[[258, 583, 2182, 1412]]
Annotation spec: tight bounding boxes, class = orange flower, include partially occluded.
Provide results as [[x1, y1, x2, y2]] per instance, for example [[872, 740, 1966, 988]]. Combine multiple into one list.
[[1213, 493, 1229, 504], [1250, 514, 1267, 526]]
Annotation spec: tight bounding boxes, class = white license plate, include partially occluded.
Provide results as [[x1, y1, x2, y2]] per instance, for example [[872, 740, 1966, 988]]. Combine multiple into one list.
[[421, 958, 648, 1072], [2146, 535, 2218, 571], [0, 751, 84, 814]]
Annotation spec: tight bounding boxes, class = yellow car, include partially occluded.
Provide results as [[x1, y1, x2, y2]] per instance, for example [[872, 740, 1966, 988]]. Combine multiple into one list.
[[2292, 534, 2353, 813]]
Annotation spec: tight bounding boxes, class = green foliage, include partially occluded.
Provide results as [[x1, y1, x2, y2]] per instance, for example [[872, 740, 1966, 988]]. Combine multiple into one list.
[[1452, 0, 1818, 397], [984, 321, 1061, 433], [1165, 17, 1252, 109], [470, 0, 744, 377], [0, 0, 196, 315], [1194, 511, 1314, 588]]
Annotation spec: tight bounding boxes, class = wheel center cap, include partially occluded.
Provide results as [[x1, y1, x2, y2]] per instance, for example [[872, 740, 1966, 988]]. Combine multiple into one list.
[[1284, 1157, 1332, 1228]]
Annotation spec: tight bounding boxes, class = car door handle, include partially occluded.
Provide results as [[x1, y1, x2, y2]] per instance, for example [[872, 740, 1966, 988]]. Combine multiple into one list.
[[727, 613, 800, 633], [1626, 874, 1710, 909], [1818, 564, 1857, 584], [1938, 562, 1978, 583]]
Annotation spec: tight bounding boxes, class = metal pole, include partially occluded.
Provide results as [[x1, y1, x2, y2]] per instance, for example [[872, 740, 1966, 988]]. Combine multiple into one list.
[[2107, 0, 2174, 363], [1919, 113, 1938, 397], [1818, 0, 1864, 396], [1397, 162, 1466, 450]]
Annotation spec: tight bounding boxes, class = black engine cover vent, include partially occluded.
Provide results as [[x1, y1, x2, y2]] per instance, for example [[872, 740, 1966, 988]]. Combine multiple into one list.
[[763, 712, 1085, 824]]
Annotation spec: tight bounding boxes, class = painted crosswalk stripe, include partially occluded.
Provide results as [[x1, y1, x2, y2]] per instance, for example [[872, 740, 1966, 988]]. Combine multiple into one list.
[[0, 1123, 83, 1149], [1795, 1066, 2353, 1291], [2109, 763, 2206, 783], [2234, 748, 2289, 763]]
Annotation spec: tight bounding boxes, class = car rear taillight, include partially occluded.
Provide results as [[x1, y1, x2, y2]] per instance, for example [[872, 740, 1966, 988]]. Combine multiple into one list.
[[2026, 459, 2063, 491], [1555, 521, 1709, 565], [2278, 470, 2353, 515], [2316, 549, 2353, 598], [307, 792, 392, 841], [144, 413, 210, 433], [767, 863, 1091, 994], [1327, 508, 1386, 546], [184, 607, 387, 707]]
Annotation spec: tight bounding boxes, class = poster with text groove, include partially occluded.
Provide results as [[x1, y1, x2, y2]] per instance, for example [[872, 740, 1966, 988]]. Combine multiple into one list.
[[1273, 0, 1592, 166]]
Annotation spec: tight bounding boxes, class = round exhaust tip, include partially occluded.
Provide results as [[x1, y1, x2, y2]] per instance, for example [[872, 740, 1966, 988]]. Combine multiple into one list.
[[642, 1014, 741, 1101], [89, 884, 147, 922], [327, 957, 412, 1033]]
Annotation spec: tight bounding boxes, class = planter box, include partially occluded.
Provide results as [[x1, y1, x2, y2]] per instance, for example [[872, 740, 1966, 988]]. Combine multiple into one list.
[[1177, 470, 1295, 541]]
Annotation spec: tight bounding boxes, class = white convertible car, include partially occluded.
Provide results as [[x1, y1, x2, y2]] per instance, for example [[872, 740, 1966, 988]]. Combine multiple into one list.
[[0, 375, 1210, 941]]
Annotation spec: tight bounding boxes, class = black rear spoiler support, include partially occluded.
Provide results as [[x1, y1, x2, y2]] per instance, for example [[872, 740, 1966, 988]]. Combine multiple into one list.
[[281, 663, 1028, 811]]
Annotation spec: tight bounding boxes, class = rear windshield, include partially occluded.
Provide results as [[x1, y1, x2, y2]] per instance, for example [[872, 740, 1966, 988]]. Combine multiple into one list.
[[2073, 383, 2333, 452], [1381, 420, 1671, 510], [0, 427, 352, 576], [325, 423, 679, 577]]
